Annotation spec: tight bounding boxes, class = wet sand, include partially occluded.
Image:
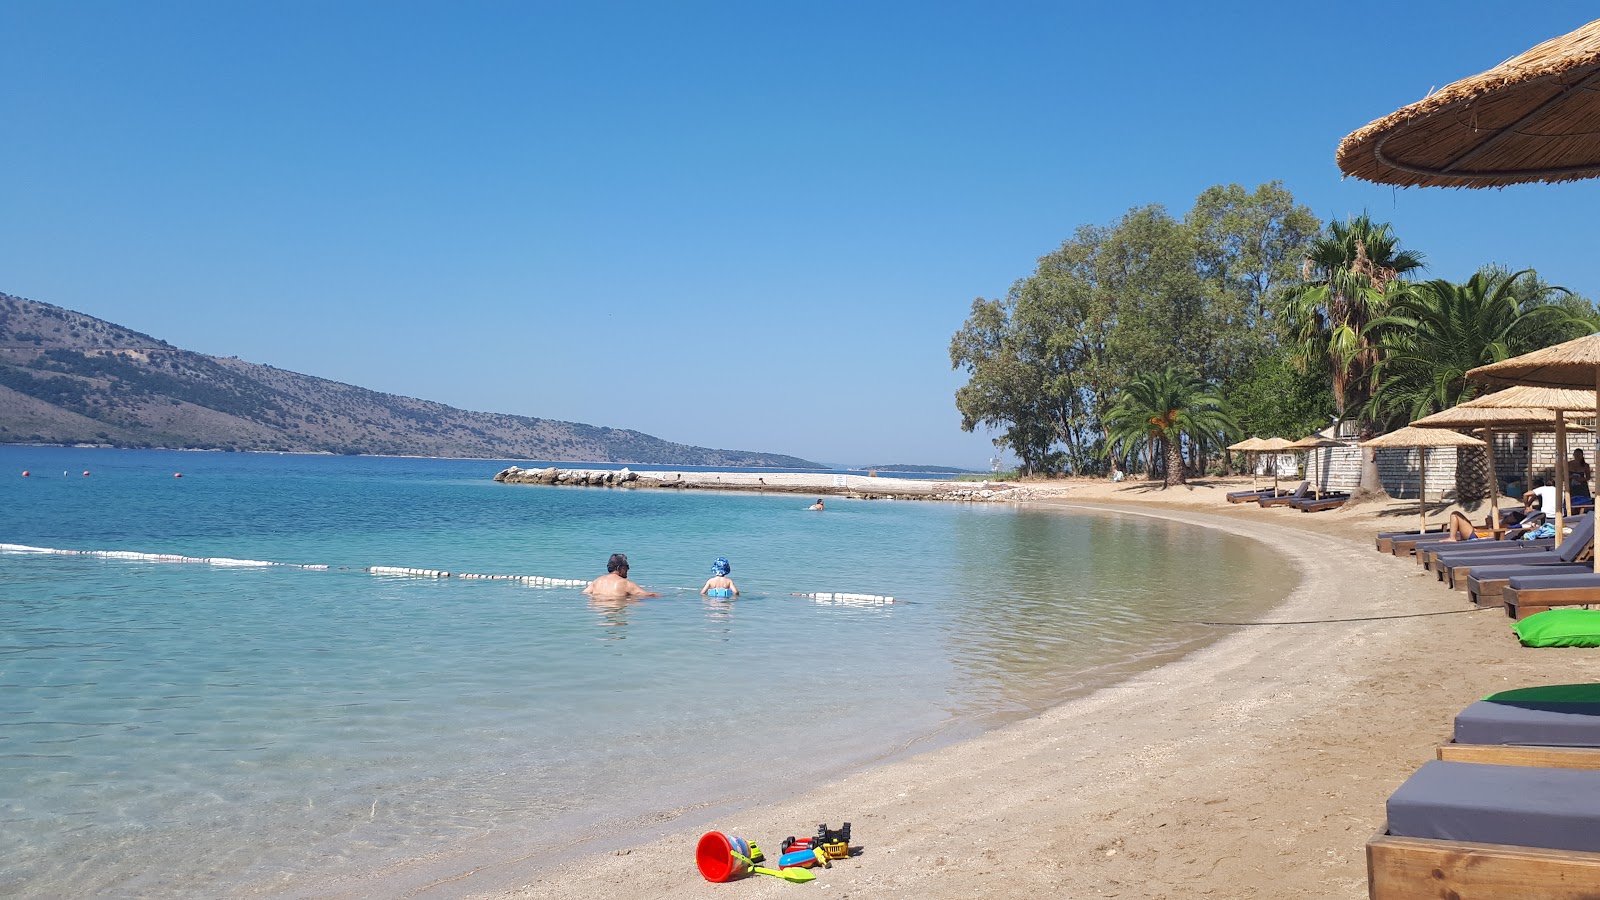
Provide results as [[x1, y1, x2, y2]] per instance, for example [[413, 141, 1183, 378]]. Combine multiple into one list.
[[323, 477, 1600, 899]]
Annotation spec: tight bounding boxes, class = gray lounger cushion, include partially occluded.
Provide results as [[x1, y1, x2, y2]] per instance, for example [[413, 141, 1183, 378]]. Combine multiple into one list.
[[1463, 563, 1593, 581], [1506, 573, 1600, 591], [1456, 698, 1600, 747], [1387, 760, 1600, 852]]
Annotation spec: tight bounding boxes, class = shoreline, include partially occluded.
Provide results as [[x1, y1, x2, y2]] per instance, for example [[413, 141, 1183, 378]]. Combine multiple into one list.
[[299, 476, 1600, 900]]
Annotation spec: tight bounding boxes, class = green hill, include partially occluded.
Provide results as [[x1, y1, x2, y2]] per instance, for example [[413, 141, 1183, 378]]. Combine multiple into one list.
[[0, 292, 822, 467]]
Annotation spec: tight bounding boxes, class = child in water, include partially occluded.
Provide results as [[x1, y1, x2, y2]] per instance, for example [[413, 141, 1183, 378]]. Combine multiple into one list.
[[700, 557, 739, 599]]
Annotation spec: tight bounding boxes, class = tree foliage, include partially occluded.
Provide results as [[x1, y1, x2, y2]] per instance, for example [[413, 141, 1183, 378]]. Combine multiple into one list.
[[1280, 213, 1426, 417], [1103, 368, 1237, 487], [1363, 267, 1593, 427], [952, 193, 1600, 475], [950, 182, 1318, 474]]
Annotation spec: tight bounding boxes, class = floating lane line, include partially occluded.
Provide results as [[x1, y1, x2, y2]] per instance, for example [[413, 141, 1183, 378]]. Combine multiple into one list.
[[792, 592, 897, 605], [0, 544, 888, 597], [0, 543, 581, 586]]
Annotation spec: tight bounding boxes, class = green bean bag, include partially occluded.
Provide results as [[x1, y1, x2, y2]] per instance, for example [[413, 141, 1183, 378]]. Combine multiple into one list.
[[1513, 609, 1600, 648]]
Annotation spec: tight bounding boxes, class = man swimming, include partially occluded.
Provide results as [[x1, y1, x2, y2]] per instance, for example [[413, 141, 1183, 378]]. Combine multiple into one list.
[[583, 553, 660, 600]]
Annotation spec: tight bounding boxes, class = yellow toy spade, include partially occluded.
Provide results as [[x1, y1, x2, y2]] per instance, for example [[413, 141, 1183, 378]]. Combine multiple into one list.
[[731, 850, 817, 884]]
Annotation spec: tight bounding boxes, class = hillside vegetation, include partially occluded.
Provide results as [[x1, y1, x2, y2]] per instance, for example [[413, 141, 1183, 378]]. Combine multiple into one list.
[[0, 293, 821, 467]]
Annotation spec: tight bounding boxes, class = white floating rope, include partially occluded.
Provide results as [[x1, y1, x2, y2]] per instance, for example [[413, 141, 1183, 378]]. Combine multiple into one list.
[[793, 592, 897, 605], [1, 543, 875, 597], [1, 543, 580, 585]]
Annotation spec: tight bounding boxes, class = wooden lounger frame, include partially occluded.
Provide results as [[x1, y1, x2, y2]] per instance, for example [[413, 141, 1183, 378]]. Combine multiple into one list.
[[1368, 743, 1600, 899], [1377, 526, 1448, 553], [1503, 584, 1600, 620], [1368, 831, 1600, 899]]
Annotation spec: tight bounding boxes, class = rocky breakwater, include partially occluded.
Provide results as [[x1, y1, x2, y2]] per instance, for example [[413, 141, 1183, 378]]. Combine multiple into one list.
[[494, 466, 1055, 503], [494, 466, 656, 487], [927, 484, 1053, 502]]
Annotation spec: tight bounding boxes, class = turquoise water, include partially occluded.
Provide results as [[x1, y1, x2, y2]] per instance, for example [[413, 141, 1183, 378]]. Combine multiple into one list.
[[0, 448, 1288, 897]]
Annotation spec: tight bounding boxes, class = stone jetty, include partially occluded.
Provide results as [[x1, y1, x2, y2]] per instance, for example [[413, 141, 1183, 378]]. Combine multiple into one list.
[[492, 466, 1045, 502]]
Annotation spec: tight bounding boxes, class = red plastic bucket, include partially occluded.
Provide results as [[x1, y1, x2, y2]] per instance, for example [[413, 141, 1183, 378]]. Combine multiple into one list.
[[695, 831, 753, 882]]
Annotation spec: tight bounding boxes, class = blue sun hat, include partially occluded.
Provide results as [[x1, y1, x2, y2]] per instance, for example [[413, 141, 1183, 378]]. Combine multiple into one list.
[[710, 557, 731, 576]]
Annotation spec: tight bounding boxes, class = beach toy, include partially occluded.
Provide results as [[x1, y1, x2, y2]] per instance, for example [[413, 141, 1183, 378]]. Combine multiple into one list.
[[777, 847, 829, 869], [695, 831, 755, 882], [731, 850, 817, 884], [705, 587, 734, 599]]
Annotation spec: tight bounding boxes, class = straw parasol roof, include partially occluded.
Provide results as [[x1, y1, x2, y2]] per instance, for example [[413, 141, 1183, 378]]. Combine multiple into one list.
[[1337, 19, 1600, 187], [1410, 405, 1588, 429], [1361, 426, 1486, 449], [1287, 434, 1343, 449], [1467, 334, 1600, 388], [1361, 427, 1487, 531], [1254, 437, 1296, 451], [1459, 384, 1600, 411], [1227, 437, 1266, 451]]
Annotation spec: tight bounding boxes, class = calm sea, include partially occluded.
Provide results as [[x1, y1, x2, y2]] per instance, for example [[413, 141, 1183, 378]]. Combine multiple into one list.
[[0, 448, 1288, 897]]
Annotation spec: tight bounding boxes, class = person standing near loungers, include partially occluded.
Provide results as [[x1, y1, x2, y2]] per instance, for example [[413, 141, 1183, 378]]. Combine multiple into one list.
[[1571, 450, 1593, 500]]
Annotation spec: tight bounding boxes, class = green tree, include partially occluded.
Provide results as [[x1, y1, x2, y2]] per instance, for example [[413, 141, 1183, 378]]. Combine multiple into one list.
[[1223, 349, 1337, 444], [1364, 268, 1592, 426], [950, 297, 1069, 476], [1104, 368, 1237, 487], [1281, 213, 1426, 420], [950, 184, 1318, 475]]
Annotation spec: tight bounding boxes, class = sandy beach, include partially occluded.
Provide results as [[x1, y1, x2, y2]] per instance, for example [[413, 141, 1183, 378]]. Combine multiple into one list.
[[322, 477, 1600, 899]]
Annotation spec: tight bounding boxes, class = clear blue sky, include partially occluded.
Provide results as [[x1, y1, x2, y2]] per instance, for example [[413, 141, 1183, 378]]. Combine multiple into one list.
[[5, 2, 1599, 469]]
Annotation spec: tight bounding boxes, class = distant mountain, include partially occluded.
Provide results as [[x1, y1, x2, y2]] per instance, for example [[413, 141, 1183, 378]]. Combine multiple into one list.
[[0, 293, 823, 467], [864, 464, 977, 474]]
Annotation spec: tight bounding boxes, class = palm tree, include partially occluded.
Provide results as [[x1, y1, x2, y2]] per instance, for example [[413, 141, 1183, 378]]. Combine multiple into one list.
[[1281, 213, 1426, 420], [1104, 368, 1237, 487], [1364, 268, 1590, 426]]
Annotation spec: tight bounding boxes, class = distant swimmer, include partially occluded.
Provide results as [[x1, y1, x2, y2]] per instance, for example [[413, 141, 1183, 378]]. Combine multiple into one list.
[[583, 553, 660, 601], [808, 499, 825, 511], [700, 557, 739, 599]]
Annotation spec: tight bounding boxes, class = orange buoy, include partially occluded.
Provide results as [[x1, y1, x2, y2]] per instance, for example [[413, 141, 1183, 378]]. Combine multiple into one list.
[[174, 473, 183, 478], [21, 470, 29, 477], [83, 471, 90, 476]]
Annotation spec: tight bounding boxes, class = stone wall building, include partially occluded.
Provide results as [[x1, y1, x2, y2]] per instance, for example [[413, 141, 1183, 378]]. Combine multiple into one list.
[[1260, 431, 1598, 501]]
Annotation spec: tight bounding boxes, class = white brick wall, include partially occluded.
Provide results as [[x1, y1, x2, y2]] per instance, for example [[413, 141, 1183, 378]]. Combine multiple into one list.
[[1280, 433, 1600, 499]]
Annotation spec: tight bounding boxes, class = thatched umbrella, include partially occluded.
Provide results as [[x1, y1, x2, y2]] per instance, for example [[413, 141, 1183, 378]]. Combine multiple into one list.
[[1254, 437, 1296, 494], [1287, 434, 1342, 500], [1451, 385, 1598, 530], [1362, 427, 1488, 534], [1228, 437, 1266, 489], [1470, 335, 1600, 567], [1411, 404, 1591, 539], [1337, 19, 1600, 187]]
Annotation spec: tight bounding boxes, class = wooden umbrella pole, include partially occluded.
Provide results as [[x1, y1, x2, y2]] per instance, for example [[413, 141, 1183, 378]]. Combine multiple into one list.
[[1526, 429, 1535, 499], [1419, 447, 1429, 534], [1484, 428, 1501, 530], [1555, 414, 1568, 548]]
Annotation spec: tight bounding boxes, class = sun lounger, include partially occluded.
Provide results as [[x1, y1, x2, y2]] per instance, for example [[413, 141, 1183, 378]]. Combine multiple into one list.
[[1253, 481, 1309, 508], [1420, 536, 1554, 570], [1450, 685, 1600, 749], [1466, 563, 1595, 606], [1291, 492, 1349, 512], [1390, 532, 1453, 557], [1375, 525, 1448, 553], [1432, 516, 1593, 583], [1504, 573, 1600, 619], [1226, 486, 1286, 503], [1369, 759, 1600, 899]]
